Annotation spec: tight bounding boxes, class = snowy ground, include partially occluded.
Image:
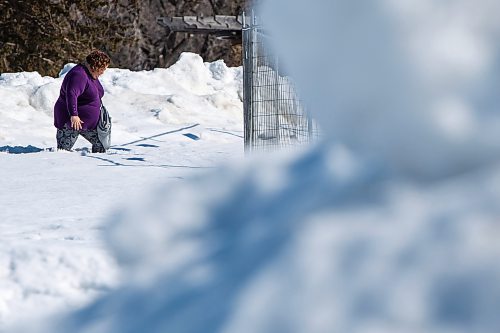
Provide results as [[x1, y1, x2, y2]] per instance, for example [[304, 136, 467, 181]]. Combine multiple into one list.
[[0, 52, 244, 330]]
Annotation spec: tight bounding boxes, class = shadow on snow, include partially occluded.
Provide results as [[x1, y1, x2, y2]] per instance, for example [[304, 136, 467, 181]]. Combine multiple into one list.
[[0, 145, 45, 154]]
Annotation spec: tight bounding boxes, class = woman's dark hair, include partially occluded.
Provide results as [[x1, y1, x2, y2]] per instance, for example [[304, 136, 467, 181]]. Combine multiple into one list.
[[86, 50, 111, 71]]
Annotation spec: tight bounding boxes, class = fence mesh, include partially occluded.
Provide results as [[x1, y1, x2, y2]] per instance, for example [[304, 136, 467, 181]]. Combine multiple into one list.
[[242, 12, 319, 152]]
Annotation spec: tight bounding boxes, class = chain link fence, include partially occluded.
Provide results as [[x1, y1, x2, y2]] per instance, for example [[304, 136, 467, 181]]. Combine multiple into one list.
[[242, 12, 319, 152]]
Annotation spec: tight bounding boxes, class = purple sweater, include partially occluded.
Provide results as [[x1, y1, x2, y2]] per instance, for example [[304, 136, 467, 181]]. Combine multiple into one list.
[[53, 64, 104, 131]]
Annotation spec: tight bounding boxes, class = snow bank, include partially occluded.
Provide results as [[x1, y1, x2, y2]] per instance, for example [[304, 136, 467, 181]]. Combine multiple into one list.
[[0, 52, 243, 147], [261, 0, 500, 180]]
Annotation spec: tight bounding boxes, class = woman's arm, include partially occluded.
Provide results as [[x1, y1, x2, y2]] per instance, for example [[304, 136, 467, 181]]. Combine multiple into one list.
[[65, 70, 87, 130], [65, 70, 86, 116]]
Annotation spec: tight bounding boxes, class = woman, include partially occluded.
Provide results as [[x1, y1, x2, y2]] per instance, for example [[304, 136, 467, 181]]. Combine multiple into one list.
[[54, 50, 111, 153]]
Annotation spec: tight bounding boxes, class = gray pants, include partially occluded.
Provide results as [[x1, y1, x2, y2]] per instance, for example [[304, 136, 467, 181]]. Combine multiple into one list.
[[56, 127, 106, 153]]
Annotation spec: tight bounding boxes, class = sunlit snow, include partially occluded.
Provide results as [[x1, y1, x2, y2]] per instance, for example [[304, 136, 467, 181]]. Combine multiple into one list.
[[4, 0, 500, 332], [0, 52, 243, 330]]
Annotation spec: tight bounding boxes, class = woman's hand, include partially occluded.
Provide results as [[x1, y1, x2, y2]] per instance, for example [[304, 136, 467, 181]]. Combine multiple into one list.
[[70, 116, 84, 131]]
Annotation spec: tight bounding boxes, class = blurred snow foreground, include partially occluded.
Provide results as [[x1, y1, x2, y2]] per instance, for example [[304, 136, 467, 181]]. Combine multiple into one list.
[[22, 0, 500, 332]]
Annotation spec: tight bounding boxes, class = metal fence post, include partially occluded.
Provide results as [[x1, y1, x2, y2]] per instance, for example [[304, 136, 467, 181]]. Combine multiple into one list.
[[242, 11, 318, 152]]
